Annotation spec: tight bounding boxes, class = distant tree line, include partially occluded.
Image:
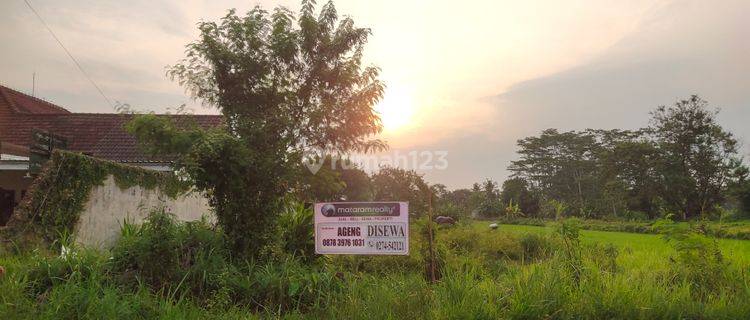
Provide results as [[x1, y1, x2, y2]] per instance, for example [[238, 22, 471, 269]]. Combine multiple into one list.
[[496, 96, 749, 220]]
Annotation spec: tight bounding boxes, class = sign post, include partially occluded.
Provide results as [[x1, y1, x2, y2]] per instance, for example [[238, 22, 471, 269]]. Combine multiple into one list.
[[314, 202, 409, 255]]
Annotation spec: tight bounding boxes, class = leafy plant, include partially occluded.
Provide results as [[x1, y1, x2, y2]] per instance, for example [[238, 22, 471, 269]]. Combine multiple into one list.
[[653, 218, 730, 296], [549, 199, 568, 220], [556, 218, 583, 284], [276, 201, 315, 263], [504, 199, 522, 218]]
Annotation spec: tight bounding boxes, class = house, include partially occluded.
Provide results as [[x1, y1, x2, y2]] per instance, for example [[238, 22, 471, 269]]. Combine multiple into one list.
[[0, 84, 222, 225]]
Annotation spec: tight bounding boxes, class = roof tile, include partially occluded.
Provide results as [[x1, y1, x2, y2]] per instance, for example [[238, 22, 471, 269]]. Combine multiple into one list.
[[0, 85, 223, 163]]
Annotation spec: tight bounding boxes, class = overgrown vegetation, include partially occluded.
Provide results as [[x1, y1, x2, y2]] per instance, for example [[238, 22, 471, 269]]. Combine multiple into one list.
[[127, 0, 387, 256], [3, 213, 750, 319], [6, 151, 189, 244]]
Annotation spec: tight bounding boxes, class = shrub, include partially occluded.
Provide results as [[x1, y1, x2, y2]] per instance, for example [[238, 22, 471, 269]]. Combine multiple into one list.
[[504, 199, 522, 218], [275, 201, 315, 263], [555, 218, 583, 284], [245, 258, 343, 312], [620, 210, 649, 221], [24, 249, 105, 298], [519, 233, 555, 261], [587, 242, 619, 274], [110, 208, 229, 300], [653, 219, 732, 297], [108, 207, 346, 313], [110, 209, 182, 289], [436, 202, 465, 221]]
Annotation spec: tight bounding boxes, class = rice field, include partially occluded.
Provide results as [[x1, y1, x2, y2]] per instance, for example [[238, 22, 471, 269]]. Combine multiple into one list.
[[496, 223, 750, 267]]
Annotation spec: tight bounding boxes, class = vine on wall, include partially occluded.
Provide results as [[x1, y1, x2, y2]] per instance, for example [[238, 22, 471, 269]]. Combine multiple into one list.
[[8, 150, 190, 243]]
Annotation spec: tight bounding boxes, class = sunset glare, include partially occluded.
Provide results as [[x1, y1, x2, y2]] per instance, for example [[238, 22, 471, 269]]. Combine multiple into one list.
[[376, 86, 415, 133]]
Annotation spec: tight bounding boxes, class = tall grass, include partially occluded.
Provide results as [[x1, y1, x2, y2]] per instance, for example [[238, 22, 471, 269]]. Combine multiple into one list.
[[2, 215, 750, 319]]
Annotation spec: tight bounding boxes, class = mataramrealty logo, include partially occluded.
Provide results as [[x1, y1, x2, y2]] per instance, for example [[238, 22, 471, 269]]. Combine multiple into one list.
[[320, 203, 400, 217]]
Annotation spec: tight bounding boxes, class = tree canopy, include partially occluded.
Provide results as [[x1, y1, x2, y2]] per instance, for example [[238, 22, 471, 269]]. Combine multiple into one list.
[[507, 95, 742, 220], [128, 0, 385, 255]]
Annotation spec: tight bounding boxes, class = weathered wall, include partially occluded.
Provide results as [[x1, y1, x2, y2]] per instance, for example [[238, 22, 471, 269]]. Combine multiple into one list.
[[75, 175, 212, 248]]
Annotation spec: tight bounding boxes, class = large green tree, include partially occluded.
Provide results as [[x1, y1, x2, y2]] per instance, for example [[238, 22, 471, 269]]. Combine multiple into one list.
[[509, 129, 604, 216], [128, 0, 385, 255], [649, 95, 739, 219], [371, 166, 430, 216], [599, 134, 662, 218], [473, 179, 502, 218]]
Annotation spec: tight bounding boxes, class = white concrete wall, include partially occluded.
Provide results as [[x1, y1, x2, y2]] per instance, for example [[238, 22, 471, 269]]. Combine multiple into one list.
[[74, 175, 213, 248]]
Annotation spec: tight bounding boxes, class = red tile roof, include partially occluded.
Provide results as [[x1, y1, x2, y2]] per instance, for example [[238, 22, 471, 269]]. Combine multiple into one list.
[[0, 85, 71, 114], [0, 85, 223, 163]]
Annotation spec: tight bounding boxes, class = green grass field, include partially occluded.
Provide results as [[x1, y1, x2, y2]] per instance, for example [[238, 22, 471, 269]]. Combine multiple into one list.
[[496, 223, 750, 267]]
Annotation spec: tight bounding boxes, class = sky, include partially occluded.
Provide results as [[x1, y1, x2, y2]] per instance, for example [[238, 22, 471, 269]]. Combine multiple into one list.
[[1, 0, 748, 189]]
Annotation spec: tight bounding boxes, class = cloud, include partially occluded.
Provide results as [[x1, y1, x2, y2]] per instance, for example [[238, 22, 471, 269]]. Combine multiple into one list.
[[417, 0, 750, 188], [1, 0, 748, 189], [0, 0, 199, 113], [493, 0, 750, 134]]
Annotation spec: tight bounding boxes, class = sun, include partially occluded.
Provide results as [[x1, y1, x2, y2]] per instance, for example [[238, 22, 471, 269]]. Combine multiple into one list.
[[375, 87, 415, 133]]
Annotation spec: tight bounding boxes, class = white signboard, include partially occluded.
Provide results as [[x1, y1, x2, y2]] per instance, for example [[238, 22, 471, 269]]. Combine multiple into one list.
[[314, 202, 409, 255]]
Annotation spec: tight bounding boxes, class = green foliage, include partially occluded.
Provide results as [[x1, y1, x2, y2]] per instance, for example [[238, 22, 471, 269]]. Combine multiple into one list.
[[555, 218, 584, 284], [338, 164, 374, 201], [275, 201, 316, 263], [510, 128, 609, 217], [518, 233, 555, 261], [371, 166, 430, 216], [110, 208, 229, 298], [500, 177, 539, 216], [296, 158, 373, 202], [653, 219, 732, 296], [650, 96, 739, 219], [437, 188, 474, 219], [128, 0, 386, 255], [24, 249, 105, 298], [473, 179, 503, 218], [435, 202, 465, 221], [8, 151, 189, 244], [504, 199, 522, 218], [508, 96, 742, 220], [728, 162, 750, 217], [499, 216, 750, 240], [547, 199, 568, 220], [248, 258, 343, 312]]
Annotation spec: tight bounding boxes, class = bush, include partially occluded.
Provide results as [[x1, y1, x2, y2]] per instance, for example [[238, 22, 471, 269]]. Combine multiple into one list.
[[519, 233, 555, 261], [587, 242, 619, 274], [245, 258, 343, 312], [24, 249, 105, 298], [620, 210, 649, 221], [110, 208, 229, 300], [653, 219, 732, 297], [275, 201, 315, 263], [436, 202, 466, 221]]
